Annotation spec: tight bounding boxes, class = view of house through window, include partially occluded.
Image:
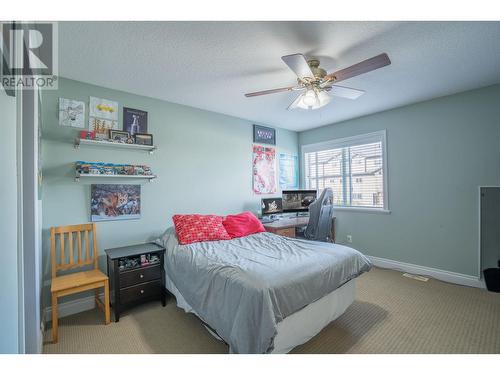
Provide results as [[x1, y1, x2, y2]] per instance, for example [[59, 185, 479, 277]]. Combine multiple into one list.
[[304, 132, 387, 209]]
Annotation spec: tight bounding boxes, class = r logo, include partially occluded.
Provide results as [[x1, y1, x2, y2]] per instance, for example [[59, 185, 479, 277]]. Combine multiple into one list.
[[9, 28, 48, 69], [1, 22, 58, 90]]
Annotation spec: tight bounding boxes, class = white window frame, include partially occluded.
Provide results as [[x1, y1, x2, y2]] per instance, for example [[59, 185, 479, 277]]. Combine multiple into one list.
[[301, 130, 390, 213]]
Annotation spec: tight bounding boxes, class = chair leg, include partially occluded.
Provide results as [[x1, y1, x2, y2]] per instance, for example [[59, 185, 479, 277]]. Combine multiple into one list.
[[51, 293, 58, 343], [104, 280, 110, 325], [95, 288, 100, 308]]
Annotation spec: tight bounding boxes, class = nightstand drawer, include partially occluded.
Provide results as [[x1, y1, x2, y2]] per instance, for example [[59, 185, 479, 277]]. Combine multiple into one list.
[[119, 265, 161, 288], [120, 280, 161, 304]]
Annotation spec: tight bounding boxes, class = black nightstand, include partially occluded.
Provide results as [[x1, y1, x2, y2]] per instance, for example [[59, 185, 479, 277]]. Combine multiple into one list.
[[105, 242, 166, 322]]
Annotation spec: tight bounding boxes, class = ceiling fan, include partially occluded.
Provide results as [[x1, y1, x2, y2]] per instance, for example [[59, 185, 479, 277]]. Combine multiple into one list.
[[244, 53, 391, 110]]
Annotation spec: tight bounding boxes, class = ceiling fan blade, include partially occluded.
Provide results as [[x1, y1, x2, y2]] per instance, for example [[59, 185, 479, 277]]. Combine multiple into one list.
[[287, 93, 304, 111], [281, 53, 315, 79], [326, 85, 365, 100], [244, 86, 295, 97], [325, 53, 391, 83]]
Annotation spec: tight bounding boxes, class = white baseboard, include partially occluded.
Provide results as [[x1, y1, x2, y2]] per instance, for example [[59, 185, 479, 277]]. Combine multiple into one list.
[[370, 256, 485, 289], [44, 293, 104, 323], [43, 258, 485, 323]]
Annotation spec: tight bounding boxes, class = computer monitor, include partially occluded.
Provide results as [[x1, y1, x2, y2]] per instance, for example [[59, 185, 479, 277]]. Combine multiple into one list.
[[261, 198, 283, 216], [282, 190, 317, 213]]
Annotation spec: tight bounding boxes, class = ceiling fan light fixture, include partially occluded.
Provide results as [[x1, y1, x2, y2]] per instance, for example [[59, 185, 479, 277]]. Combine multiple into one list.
[[245, 52, 390, 111], [317, 90, 331, 107], [302, 89, 318, 107], [291, 88, 330, 111]]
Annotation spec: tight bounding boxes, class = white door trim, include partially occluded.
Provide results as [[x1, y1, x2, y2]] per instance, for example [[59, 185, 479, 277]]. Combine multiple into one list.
[[478, 186, 500, 280]]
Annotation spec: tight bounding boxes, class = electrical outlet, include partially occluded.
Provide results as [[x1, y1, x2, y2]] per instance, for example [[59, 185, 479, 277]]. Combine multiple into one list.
[[346, 235, 352, 243]]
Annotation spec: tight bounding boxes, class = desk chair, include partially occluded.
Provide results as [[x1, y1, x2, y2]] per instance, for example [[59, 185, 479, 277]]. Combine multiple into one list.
[[50, 223, 110, 343], [304, 188, 334, 242]]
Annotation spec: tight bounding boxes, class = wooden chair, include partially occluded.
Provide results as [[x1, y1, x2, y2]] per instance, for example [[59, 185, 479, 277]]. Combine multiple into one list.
[[50, 223, 110, 343]]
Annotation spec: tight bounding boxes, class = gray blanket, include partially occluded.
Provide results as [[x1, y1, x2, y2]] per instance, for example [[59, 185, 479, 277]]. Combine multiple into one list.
[[156, 230, 371, 353]]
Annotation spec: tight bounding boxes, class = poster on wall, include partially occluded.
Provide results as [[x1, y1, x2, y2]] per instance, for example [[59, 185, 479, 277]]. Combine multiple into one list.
[[89, 96, 119, 121], [58, 98, 85, 128], [279, 153, 299, 189], [123, 107, 148, 136], [90, 184, 141, 222], [253, 124, 276, 145], [252, 145, 276, 194]]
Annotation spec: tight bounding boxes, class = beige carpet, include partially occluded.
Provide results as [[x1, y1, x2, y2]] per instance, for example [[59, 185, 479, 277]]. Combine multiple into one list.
[[43, 267, 500, 354]]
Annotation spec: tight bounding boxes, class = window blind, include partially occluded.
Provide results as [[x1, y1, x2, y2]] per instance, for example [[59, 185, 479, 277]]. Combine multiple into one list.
[[303, 131, 387, 209]]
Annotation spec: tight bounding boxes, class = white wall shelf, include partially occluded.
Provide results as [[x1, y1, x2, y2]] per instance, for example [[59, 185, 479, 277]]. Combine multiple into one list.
[[75, 173, 157, 182], [74, 138, 156, 154]]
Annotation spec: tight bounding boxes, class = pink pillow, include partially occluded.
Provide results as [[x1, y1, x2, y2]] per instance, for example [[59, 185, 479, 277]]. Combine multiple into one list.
[[172, 214, 231, 245], [222, 211, 266, 239]]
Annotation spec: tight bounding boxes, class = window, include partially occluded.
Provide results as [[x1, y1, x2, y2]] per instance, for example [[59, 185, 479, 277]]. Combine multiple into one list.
[[302, 130, 388, 210]]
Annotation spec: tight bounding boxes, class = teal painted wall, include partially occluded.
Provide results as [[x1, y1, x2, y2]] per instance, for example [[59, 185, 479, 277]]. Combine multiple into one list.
[[299, 84, 500, 277], [41, 78, 298, 307], [0, 90, 19, 353]]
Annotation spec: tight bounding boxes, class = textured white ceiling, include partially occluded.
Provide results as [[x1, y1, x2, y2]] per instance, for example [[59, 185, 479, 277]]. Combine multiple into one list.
[[59, 21, 500, 131]]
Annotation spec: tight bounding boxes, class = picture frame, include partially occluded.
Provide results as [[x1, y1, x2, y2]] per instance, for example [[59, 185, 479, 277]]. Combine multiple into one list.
[[134, 133, 153, 146], [123, 107, 148, 136], [89, 116, 118, 139], [109, 130, 130, 143], [90, 184, 141, 222], [89, 96, 119, 121], [253, 124, 276, 145], [89, 96, 118, 121], [59, 98, 85, 128]]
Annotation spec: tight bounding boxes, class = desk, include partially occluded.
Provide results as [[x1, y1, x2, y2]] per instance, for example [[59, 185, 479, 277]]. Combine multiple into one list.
[[263, 217, 336, 242]]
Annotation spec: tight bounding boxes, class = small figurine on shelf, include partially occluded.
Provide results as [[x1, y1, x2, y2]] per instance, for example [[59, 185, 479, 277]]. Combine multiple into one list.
[[79, 131, 95, 140], [89, 165, 101, 175], [150, 254, 160, 264], [119, 257, 140, 270], [142, 165, 153, 176], [123, 165, 135, 175], [140, 254, 149, 266]]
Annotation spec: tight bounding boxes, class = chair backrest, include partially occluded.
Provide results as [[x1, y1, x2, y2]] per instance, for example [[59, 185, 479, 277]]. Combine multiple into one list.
[[50, 223, 98, 278], [305, 188, 334, 242]]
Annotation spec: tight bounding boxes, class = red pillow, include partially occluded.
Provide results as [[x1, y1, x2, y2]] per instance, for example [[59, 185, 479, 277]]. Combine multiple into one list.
[[222, 211, 266, 239], [172, 214, 231, 245]]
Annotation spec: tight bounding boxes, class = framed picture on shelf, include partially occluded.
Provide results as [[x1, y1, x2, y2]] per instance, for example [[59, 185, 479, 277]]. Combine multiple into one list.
[[89, 117, 118, 139], [109, 130, 130, 143], [134, 133, 153, 146], [123, 107, 148, 136]]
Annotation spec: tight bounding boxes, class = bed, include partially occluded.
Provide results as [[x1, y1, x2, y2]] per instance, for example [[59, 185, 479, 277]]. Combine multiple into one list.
[[156, 229, 371, 354]]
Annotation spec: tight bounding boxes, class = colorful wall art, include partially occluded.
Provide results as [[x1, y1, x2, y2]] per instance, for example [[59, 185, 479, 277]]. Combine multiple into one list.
[[252, 145, 276, 194], [89, 117, 118, 139], [279, 153, 299, 189], [253, 124, 276, 145], [123, 107, 148, 136], [89, 96, 119, 121], [90, 184, 141, 222]]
